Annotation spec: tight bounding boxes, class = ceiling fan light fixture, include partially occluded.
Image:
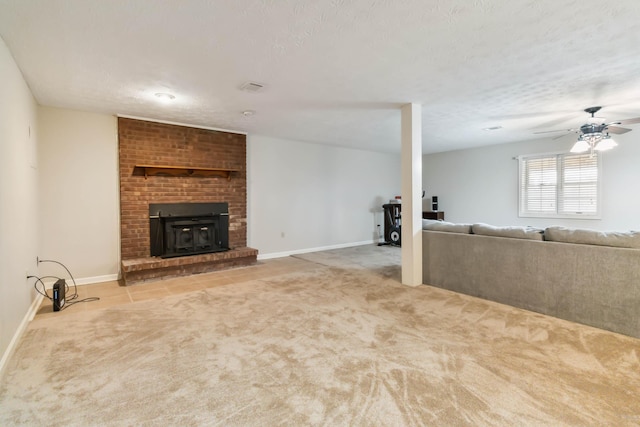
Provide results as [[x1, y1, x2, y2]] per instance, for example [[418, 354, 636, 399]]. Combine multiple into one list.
[[538, 106, 637, 153], [571, 132, 617, 154], [595, 135, 617, 151], [570, 139, 590, 153], [581, 131, 603, 143]]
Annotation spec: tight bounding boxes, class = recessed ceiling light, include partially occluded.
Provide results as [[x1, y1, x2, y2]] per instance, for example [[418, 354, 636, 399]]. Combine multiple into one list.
[[154, 92, 176, 103], [483, 126, 502, 131], [242, 110, 255, 116]]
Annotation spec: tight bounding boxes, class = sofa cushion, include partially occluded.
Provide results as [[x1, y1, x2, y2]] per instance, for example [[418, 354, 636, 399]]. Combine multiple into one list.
[[544, 226, 640, 248], [422, 219, 472, 234], [472, 223, 544, 241]]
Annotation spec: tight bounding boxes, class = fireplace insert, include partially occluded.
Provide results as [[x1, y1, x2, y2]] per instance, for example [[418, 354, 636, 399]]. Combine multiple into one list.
[[149, 202, 229, 258]]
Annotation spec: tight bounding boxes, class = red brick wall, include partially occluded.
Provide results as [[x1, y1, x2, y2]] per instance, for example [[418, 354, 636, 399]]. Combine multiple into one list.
[[118, 118, 247, 260]]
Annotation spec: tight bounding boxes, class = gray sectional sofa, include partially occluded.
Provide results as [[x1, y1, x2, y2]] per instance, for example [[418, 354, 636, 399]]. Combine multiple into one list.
[[422, 220, 640, 338]]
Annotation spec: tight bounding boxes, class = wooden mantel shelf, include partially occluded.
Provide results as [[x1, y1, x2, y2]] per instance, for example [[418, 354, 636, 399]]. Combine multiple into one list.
[[134, 164, 240, 180]]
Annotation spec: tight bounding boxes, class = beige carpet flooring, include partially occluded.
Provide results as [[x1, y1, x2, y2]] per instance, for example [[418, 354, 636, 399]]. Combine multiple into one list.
[[1, 246, 640, 426]]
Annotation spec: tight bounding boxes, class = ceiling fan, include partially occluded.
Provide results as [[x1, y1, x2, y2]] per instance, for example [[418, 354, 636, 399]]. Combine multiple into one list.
[[533, 106, 640, 153]]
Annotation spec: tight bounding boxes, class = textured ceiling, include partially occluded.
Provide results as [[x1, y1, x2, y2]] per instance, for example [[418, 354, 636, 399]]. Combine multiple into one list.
[[1, 0, 640, 154]]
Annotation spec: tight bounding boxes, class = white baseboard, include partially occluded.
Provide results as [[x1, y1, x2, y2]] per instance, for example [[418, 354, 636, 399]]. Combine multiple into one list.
[[0, 293, 44, 379], [40, 273, 120, 289], [257, 240, 376, 260], [75, 273, 119, 286]]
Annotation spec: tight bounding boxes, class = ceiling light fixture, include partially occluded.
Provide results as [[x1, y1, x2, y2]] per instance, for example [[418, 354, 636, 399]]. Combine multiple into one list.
[[242, 110, 255, 117], [154, 92, 176, 103], [536, 106, 638, 155], [570, 123, 617, 155]]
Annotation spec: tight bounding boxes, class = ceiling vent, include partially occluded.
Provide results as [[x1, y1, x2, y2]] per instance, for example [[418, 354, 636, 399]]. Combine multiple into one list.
[[239, 81, 265, 93]]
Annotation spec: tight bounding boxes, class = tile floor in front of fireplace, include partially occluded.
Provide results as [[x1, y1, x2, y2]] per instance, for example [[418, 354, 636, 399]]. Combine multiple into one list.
[[36, 256, 317, 317]]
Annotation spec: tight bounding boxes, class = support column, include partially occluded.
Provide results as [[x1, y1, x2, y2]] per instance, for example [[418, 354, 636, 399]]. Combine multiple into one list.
[[400, 103, 422, 286]]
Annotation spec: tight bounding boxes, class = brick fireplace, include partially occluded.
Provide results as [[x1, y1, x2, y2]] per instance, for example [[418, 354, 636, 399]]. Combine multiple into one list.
[[118, 117, 257, 285]]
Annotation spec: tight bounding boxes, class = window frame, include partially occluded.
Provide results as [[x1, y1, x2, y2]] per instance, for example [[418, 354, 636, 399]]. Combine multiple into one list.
[[518, 151, 602, 219]]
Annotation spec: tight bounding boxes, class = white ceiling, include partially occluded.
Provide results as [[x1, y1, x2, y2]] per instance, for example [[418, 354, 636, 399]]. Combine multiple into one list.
[[2, 0, 640, 154]]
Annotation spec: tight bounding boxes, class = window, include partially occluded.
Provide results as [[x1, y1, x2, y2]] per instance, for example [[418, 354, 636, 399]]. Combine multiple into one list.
[[519, 152, 600, 218]]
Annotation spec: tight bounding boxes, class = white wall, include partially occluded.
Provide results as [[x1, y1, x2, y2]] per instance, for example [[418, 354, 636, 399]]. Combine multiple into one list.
[[0, 37, 39, 362], [423, 133, 640, 230], [248, 135, 401, 257], [38, 107, 119, 282], [33, 111, 399, 284]]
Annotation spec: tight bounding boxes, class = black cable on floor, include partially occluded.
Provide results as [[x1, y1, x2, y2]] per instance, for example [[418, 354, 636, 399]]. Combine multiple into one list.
[[38, 259, 79, 301], [28, 259, 101, 310], [28, 275, 60, 300]]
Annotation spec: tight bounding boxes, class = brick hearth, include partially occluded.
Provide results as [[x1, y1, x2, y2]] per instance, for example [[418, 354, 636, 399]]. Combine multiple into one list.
[[118, 118, 257, 285], [121, 247, 258, 285]]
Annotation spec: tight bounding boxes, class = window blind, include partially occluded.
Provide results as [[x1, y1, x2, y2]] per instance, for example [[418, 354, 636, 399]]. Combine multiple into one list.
[[559, 154, 598, 214], [519, 152, 599, 218]]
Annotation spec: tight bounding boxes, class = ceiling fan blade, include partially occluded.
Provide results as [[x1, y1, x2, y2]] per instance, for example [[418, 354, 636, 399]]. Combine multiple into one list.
[[533, 128, 578, 135], [552, 133, 574, 140], [615, 117, 640, 126], [606, 125, 632, 135]]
